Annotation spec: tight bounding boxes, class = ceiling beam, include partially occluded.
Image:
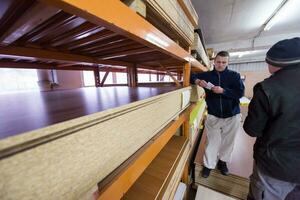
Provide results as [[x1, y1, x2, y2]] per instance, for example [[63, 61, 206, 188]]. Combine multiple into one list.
[[39, 0, 206, 71], [0, 46, 132, 67], [66, 30, 118, 50], [0, 3, 60, 45], [0, 61, 97, 71], [100, 48, 156, 60], [51, 22, 101, 46], [0, 61, 54, 69]]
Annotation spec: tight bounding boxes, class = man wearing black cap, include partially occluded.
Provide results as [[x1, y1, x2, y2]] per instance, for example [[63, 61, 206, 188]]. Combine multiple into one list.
[[244, 37, 300, 200]]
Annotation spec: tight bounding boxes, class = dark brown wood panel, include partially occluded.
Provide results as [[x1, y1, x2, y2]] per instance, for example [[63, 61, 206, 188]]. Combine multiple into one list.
[[0, 86, 179, 139]]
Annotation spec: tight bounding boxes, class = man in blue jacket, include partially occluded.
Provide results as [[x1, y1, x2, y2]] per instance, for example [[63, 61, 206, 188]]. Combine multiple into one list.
[[191, 51, 244, 178]]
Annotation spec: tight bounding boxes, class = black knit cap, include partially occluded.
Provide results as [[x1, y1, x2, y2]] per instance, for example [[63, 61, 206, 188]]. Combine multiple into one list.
[[266, 37, 300, 67]]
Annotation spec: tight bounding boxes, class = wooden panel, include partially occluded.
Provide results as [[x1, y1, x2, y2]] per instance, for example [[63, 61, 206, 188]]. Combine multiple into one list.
[[146, 0, 194, 45], [0, 0, 35, 40], [0, 86, 177, 140], [177, 0, 198, 27], [123, 136, 188, 199], [0, 87, 191, 200], [0, 2, 60, 45], [0, 46, 131, 66], [195, 185, 235, 200], [50, 22, 100, 46], [192, 33, 210, 67], [159, 140, 190, 199]]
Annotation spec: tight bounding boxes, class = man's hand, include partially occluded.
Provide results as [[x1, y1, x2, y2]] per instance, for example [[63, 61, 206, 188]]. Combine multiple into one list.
[[212, 86, 224, 94], [195, 79, 208, 88]]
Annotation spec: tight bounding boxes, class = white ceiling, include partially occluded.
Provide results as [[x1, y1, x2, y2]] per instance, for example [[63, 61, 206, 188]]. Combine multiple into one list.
[[191, 0, 300, 63]]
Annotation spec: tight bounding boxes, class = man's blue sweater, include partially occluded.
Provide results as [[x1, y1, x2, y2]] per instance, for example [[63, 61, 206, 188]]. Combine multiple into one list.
[[190, 68, 244, 118]]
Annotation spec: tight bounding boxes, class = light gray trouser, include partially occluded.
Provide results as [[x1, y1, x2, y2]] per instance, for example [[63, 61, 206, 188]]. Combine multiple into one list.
[[203, 114, 241, 169], [248, 163, 300, 200]]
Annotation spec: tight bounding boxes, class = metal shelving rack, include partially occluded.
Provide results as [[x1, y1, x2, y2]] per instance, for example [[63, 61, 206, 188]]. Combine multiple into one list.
[[0, 0, 207, 199]]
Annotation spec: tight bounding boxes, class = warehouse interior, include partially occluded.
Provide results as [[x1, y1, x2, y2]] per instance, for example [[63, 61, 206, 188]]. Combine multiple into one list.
[[0, 0, 299, 199]]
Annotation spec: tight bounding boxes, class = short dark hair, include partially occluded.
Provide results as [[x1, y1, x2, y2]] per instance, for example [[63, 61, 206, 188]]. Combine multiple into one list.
[[216, 51, 230, 58]]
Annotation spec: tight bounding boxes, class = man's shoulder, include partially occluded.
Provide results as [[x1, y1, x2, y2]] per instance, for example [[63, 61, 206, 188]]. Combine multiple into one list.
[[194, 71, 211, 77], [225, 69, 241, 78], [227, 68, 239, 74]]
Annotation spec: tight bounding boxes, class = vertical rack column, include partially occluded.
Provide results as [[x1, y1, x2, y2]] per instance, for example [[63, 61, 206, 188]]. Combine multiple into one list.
[[94, 66, 101, 87], [127, 64, 138, 87], [182, 61, 192, 199], [183, 62, 191, 87]]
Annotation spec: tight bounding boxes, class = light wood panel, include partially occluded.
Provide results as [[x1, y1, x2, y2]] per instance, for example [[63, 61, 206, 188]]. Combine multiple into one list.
[[195, 185, 235, 200], [123, 136, 189, 199], [0, 87, 190, 200]]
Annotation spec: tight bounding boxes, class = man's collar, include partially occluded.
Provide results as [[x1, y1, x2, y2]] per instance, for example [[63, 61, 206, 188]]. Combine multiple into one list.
[[213, 66, 228, 73]]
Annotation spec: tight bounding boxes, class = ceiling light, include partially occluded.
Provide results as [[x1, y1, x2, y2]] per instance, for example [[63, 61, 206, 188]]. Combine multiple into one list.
[[229, 50, 264, 58]]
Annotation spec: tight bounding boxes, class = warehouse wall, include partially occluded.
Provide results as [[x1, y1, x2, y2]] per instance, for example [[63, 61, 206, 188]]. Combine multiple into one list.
[[229, 62, 270, 98], [37, 69, 84, 91], [56, 70, 83, 90]]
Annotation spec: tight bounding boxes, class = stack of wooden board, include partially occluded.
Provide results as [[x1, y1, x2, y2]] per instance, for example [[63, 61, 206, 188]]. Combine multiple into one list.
[[123, 0, 146, 17], [0, 87, 191, 200], [123, 135, 190, 199], [189, 99, 206, 145], [192, 32, 210, 67], [178, 0, 199, 27], [146, 0, 195, 46]]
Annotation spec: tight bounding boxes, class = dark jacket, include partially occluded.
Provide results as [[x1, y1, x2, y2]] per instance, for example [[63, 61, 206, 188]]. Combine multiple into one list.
[[244, 64, 300, 183], [190, 68, 244, 118]]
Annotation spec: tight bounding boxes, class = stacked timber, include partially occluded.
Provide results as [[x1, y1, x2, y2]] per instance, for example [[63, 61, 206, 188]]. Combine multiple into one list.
[[189, 85, 206, 147], [123, 0, 146, 17], [0, 87, 191, 200], [177, 0, 199, 27], [146, 0, 195, 46], [123, 136, 191, 200], [122, 0, 199, 49], [191, 31, 210, 67], [190, 84, 205, 103], [123, 0, 206, 52], [189, 99, 206, 145]]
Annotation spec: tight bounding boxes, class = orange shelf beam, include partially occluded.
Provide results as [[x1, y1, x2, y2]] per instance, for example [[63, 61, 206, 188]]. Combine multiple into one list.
[[40, 0, 206, 71]]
